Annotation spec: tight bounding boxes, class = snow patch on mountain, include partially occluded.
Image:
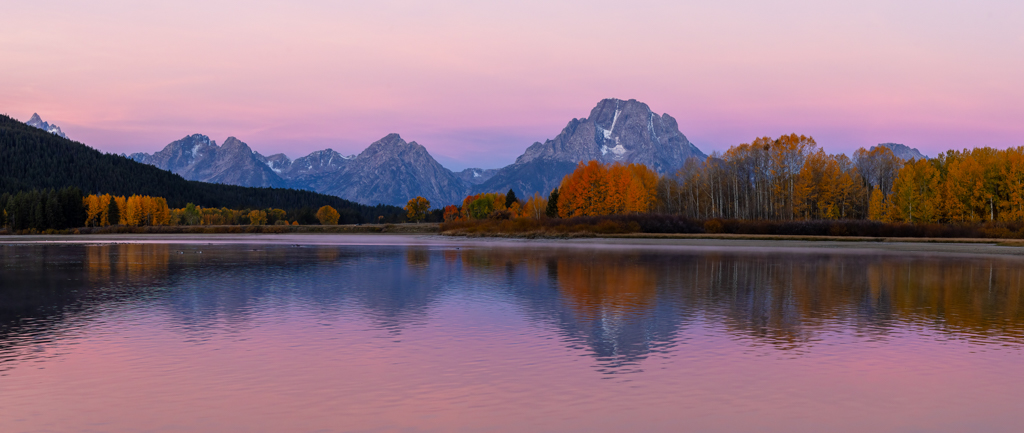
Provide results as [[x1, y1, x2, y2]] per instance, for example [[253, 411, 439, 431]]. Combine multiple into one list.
[[25, 113, 68, 139], [600, 109, 621, 140]]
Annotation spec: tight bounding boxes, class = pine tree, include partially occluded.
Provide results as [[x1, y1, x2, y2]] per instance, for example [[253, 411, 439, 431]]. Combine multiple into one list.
[[505, 189, 519, 208], [107, 196, 120, 226], [546, 188, 560, 218]]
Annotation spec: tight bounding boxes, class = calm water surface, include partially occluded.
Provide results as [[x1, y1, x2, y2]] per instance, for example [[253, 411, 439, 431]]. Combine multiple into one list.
[[1, 242, 1024, 432]]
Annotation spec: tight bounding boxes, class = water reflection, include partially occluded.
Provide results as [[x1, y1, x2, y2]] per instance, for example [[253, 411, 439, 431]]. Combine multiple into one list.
[[2, 244, 1024, 374], [454, 249, 687, 372]]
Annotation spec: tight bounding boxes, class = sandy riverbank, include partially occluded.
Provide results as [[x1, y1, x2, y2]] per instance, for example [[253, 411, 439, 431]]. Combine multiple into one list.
[[4, 232, 1024, 258]]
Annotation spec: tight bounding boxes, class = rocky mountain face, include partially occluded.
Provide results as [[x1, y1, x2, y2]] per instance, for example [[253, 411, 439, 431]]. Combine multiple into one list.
[[255, 152, 294, 174], [475, 98, 706, 198], [874, 143, 927, 161], [281, 149, 353, 179], [131, 135, 288, 188], [131, 134, 215, 172], [25, 113, 67, 139], [131, 133, 463, 206], [456, 168, 498, 185], [310, 134, 469, 207]]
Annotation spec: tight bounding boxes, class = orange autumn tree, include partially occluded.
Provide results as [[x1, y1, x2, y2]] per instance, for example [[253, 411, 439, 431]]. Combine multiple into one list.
[[442, 205, 461, 222], [557, 161, 659, 218]]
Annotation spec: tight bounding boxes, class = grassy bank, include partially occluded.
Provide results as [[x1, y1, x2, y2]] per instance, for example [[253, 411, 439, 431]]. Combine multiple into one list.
[[0, 223, 441, 236], [440, 214, 1024, 240]]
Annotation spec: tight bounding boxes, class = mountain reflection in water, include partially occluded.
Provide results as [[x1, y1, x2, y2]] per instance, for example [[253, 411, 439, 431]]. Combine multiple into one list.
[[5, 242, 1024, 431], [3, 243, 1023, 376]]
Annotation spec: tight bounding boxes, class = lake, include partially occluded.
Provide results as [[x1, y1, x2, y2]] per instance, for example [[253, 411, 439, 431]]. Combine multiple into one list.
[[2, 239, 1024, 432]]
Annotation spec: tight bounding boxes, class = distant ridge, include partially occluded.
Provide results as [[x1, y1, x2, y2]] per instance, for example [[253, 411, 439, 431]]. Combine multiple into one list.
[[301, 133, 469, 207], [0, 114, 402, 221], [873, 143, 927, 161]]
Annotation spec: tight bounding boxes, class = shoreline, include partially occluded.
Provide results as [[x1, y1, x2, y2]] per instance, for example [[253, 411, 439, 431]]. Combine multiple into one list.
[[4, 232, 1024, 258]]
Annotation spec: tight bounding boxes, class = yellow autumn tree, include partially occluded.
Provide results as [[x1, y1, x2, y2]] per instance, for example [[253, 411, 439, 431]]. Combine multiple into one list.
[[248, 210, 268, 225], [316, 205, 340, 225], [113, 196, 127, 225], [867, 187, 886, 221], [82, 194, 122, 226], [84, 194, 104, 226], [891, 159, 941, 223], [819, 155, 862, 220], [944, 152, 986, 222], [405, 196, 430, 222], [521, 192, 548, 219], [122, 195, 143, 226], [267, 208, 288, 225], [151, 197, 170, 225], [1000, 147, 1024, 221], [794, 149, 829, 219]]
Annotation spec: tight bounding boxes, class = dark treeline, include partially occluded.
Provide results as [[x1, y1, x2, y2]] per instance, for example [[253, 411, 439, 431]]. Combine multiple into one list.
[[0, 188, 86, 231], [0, 189, 401, 232], [0, 114, 403, 222]]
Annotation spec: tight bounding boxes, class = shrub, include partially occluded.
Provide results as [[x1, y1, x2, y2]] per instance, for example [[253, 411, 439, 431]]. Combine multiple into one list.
[[704, 220, 724, 234]]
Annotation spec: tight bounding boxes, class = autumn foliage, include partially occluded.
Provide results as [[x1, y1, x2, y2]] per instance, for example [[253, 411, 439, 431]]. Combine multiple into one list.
[[79, 193, 300, 228], [85, 194, 170, 227], [405, 196, 430, 222], [557, 161, 659, 218], [657, 136, 1024, 225], [442, 134, 1024, 239], [866, 147, 1024, 224], [316, 205, 341, 225]]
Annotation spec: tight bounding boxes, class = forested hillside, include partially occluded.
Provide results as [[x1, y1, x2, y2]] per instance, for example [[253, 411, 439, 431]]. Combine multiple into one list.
[[0, 115, 403, 222]]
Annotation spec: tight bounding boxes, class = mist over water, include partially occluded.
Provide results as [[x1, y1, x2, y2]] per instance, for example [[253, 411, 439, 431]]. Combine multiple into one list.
[[2, 243, 1023, 432]]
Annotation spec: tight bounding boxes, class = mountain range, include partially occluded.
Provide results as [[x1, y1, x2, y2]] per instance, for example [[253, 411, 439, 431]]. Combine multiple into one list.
[[122, 98, 708, 206], [25, 106, 927, 208]]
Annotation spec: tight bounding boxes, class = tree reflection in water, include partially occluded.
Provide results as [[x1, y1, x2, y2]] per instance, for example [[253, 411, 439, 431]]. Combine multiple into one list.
[[2, 243, 1023, 374]]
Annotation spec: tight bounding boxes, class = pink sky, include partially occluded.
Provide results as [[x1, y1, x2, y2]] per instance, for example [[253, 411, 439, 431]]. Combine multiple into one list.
[[2, 0, 1022, 170]]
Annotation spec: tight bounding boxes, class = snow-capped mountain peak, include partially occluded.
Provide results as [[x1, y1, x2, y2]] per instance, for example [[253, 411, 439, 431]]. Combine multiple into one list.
[[25, 113, 68, 139]]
